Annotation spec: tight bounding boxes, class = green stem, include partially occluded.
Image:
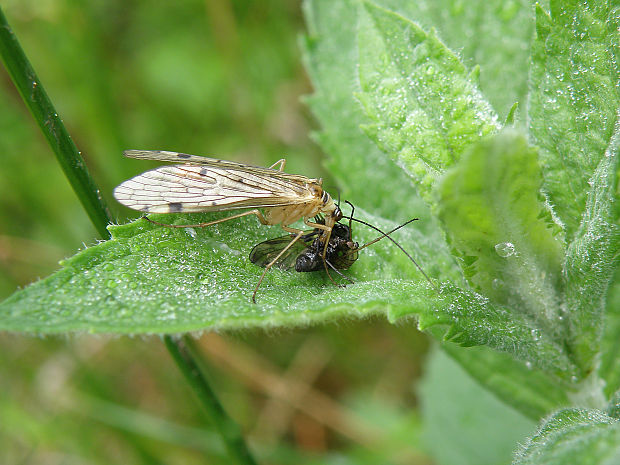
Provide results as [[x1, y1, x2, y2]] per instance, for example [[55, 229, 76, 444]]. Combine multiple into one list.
[[163, 335, 259, 465], [0, 7, 111, 238]]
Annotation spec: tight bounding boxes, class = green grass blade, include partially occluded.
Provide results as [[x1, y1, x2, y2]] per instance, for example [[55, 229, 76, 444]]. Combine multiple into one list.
[[0, 7, 111, 238], [164, 335, 259, 465]]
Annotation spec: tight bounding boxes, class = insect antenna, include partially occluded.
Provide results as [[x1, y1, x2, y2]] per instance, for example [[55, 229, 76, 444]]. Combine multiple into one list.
[[325, 259, 355, 284], [349, 217, 417, 252], [346, 201, 354, 240], [329, 185, 341, 209], [342, 203, 438, 292]]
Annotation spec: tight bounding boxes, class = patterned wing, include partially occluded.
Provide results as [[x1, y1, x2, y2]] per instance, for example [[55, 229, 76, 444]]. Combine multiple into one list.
[[124, 150, 260, 171], [113, 164, 315, 213], [123, 150, 318, 184]]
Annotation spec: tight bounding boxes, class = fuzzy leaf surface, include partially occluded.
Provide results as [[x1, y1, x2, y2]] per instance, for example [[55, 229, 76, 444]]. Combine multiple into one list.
[[302, 0, 427, 220], [437, 132, 564, 319], [356, 1, 499, 202], [514, 408, 620, 465], [371, 0, 535, 119], [0, 211, 451, 334], [529, 0, 619, 241], [395, 283, 577, 379], [601, 272, 620, 398], [563, 123, 620, 375]]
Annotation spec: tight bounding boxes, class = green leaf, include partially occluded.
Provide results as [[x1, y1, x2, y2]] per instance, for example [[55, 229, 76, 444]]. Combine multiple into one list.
[[608, 390, 620, 420], [420, 348, 535, 465], [443, 345, 570, 420], [302, 0, 427, 220], [374, 0, 535, 120], [303, 0, 462, 288], [564, 123, 620, 376], [356, 1, 499, 202], [396, 283, 577, 379], [513, 408, 620, 465], [529, 0, 619, 241], [0, 211, 448, 333], [601, 270, 620, 398], [302, 0, 462, 272], [436, 131, 565, 322]]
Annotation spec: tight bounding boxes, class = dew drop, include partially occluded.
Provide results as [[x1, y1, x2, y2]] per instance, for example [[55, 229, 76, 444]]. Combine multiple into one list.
[[494, 242, 516, 258]]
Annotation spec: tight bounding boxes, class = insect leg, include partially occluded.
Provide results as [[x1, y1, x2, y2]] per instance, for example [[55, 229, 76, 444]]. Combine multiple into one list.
[[268, 159, 286, 171], [252, 230, 304, 303], [303, 219, 330, 231], [281, 225, 304, 234], [142, 209, 270, 229], [301, 218, 343, 288]]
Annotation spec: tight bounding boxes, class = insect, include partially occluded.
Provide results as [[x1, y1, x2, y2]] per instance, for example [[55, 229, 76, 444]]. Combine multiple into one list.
[[114, 150, 345, 301], [250, 219, 359, 276], [250, 202, 432, 289]]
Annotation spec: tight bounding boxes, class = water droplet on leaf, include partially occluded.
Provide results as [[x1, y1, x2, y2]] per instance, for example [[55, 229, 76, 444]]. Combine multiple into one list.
[[494, 242, 516, 258]]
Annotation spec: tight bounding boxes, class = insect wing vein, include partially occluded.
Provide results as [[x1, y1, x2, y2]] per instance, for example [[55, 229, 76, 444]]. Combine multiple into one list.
[[114, 164, 316, 213], [123, 150, 318, 184]]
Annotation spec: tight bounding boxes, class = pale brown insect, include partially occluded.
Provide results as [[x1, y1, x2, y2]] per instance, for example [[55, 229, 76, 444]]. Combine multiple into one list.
[[113, 150, 343, 301]]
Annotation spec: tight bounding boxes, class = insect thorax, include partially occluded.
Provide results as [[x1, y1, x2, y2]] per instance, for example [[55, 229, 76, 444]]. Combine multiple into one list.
[[264, 182, 335, 226]]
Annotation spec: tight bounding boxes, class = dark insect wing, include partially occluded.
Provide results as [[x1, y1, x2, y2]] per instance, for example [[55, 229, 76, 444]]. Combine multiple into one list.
[[249, 232, 316, 270]]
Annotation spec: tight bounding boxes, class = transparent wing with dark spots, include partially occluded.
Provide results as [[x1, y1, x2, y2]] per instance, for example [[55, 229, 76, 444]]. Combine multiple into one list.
[[123, 150, 318, 183], [113, 164, 315, 214]]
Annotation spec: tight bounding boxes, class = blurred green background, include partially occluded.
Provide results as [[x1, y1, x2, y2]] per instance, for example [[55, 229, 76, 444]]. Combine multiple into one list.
[[1, 0, 323, 298], [0, 1, 432, 463]]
